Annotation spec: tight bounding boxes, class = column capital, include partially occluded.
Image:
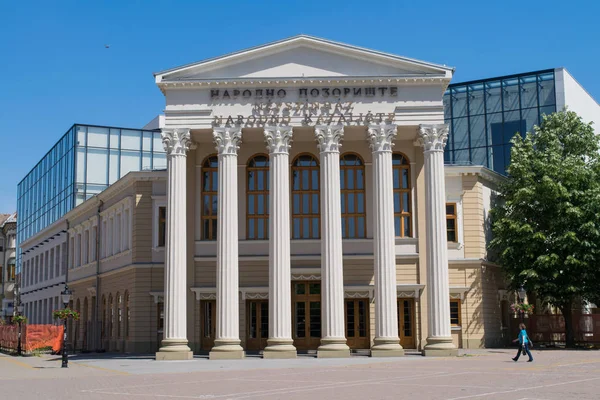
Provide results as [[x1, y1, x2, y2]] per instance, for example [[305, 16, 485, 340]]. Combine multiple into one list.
[[162, 128, 193, 156], [367, 124, 397, 153], [315, 125, 344, 153], [264, 125, 293, 155], [213, 127, 242, 156], [417, 124, 449, 152]]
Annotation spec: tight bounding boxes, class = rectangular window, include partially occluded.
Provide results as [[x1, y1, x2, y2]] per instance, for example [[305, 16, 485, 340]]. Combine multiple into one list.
[[158, 206, 166, 247], [450, 299, 461, 326], [446, 203, 458, 242]]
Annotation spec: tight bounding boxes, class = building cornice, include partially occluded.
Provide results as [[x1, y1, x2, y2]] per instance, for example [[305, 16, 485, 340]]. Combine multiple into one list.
[[158, 76, 451, 95], [444, 165, 506, 185]]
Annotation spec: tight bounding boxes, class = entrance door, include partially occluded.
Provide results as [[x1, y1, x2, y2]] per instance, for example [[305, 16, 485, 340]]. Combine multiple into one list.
[[345, 298, 370, 349], [397, 298, 415, 348], [292, 282, 321, 350], [200, 300, 216, 351], [246, 300, 268, 351]]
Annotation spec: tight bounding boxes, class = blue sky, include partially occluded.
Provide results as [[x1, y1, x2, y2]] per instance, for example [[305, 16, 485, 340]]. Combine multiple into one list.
[[1, 0, 598, 212]]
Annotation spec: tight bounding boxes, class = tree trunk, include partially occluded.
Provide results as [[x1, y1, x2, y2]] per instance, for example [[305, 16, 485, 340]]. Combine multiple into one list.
[[559, 302, 575, 348]]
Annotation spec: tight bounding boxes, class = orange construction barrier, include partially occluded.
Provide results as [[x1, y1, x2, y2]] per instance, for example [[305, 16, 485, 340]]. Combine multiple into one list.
[[0, 324, 63, 353], [24, 325, 64, 353]]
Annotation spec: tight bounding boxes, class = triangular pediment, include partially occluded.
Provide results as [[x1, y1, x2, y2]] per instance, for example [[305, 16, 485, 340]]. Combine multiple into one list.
[[156, 35, 453, 83]]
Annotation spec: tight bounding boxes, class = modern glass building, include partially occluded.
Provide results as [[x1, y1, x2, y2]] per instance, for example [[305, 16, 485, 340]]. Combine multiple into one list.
[[443, 69, 557, 175], [16, 124, 165, 246]]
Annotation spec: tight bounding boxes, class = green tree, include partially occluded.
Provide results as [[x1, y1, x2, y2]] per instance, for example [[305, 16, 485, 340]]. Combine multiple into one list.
[[490, 110, 600, 347]]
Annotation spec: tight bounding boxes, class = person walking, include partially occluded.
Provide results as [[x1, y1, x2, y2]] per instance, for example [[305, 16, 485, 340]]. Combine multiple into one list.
[[512, 323, 533, 362]]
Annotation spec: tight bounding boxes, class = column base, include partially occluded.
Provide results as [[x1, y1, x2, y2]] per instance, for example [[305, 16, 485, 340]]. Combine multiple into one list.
[[155, 339, 193, 361], [422, 336, 458, 357], [263, 338, 297, 359], [317, 337, 350, 358], [370, 337, 404, 357], [209, 338, 245, 360]]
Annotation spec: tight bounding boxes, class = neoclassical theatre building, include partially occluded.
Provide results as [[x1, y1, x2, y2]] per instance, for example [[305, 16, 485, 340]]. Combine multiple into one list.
[[19, 36, 507, 359]]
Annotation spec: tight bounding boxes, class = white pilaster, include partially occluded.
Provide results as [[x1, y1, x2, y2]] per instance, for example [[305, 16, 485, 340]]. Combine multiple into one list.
[[418, 124, 458, 357], [263, 126, 296, 359], [315, 125, 350, 358], [156, 128, 193, 361], [367, 124, 404, 357], [210, 127, 245, 360]]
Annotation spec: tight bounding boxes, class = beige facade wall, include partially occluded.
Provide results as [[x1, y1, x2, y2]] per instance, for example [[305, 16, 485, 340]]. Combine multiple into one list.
[[462, 175, 486, 259], [21, 159, 506, 354]]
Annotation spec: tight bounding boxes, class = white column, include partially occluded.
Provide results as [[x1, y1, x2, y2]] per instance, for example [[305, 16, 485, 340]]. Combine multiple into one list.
[[156, 128, 193, 361], [209, 127, 245, 360], [315, 125, 350, 358], [262, 126, 296, 359], [418, 124, 458, 356], [367, 124, 404, 357]]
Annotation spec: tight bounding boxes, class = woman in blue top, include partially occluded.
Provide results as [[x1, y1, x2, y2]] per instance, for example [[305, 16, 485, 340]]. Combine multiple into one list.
[[512, 323, 533, 362]]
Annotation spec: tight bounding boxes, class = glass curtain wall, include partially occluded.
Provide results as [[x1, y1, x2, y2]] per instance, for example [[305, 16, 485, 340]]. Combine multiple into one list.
[[17, 124, 164, 263], [443, 70, 557, 175]]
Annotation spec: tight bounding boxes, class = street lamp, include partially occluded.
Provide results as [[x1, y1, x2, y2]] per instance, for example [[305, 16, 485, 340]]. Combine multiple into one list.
[[16, 304, 23, 356], [517, 285, 527, 323], [61, 284, 72, 368]]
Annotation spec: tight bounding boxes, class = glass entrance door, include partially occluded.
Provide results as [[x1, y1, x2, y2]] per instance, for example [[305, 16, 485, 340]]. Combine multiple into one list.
[[200, 300, 216, 351], [246, 300, 268, 351], [345, 298, 370, 349], [397, 298, 415, 348], [292, 282, 321, 350]]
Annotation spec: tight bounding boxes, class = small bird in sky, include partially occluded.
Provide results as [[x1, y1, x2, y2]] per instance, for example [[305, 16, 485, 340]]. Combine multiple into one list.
[[104, 44, 110, 49]]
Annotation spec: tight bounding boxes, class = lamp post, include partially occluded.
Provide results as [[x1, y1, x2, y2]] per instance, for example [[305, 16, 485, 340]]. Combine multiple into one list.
[[61, 284, 72, 368], [517, 285, 527, 323], [16, 304, 23, 356]]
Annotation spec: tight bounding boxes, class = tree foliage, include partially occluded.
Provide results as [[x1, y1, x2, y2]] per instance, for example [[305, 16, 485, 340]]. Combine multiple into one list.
[[490, 110, 600, 346]]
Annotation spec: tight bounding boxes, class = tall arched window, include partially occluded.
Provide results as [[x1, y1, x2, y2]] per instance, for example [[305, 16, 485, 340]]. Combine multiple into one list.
[[201, 155, 219, 240], [116, 292, 122, 339], [340, 153, 366, 238], [101, 295, 106, 341], [291, 154, 320, 239], [108, 294, 114, 340], [393, 153, 412, 237], [247, 154, 269, 240], [124, 291, 130, 340]]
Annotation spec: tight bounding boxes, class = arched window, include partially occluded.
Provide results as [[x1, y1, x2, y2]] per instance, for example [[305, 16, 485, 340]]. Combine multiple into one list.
[[116, 292, 122, 339], [247, 154, 269, 240], [74, 299, 81, 350], [340, 153, 366, 238], [291, 154, 320, 239], [201, 155, 219, 240], [124, 291, 130, 339], [7, 257, 15, 282], [108, 294, 114, 339], [101, 295, 106, 341], [393, 153, 412, 237]]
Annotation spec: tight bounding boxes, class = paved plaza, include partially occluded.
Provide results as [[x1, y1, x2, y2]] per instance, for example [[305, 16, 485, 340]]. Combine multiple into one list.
[[1, 349, 599, 399]]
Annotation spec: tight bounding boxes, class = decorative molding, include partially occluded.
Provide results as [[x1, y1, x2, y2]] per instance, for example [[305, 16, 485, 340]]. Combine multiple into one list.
[[291, 274, 321, 281], [190, 287, 217, 301], [245, 292, 269, 300], [315, 125, 344, 153], [417, 124, 448, 152], [449, 286, 470, 301], [157, 77, 451, 95], [150, 291, 164, 304], [367, 124, 397, 153], [396, 284, 425, 299], [239, 287, 269, 300], [87, 287, 97, 296], [213, 127, 242, 155], [162, 128, 193, 155], [497, 289, 509, 302], [264, 125, 293, 154]]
